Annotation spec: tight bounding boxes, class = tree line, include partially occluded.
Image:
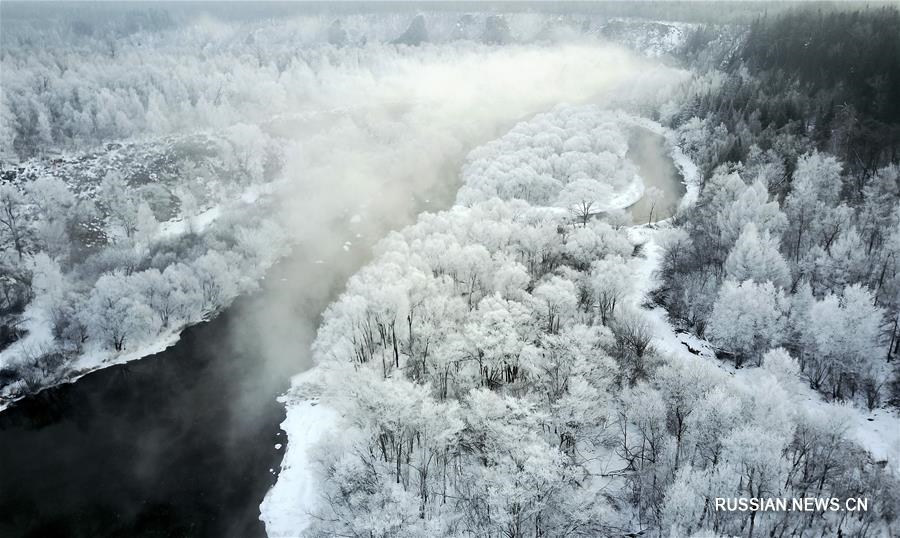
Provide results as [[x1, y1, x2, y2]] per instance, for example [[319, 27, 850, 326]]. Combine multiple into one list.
[[658, 6, 900, 408]]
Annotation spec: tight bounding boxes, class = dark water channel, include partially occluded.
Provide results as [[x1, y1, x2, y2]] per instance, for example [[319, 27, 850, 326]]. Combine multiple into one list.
[[626, 126, 686, 223], [0, 118, 683, 538], [0, 238, 371, 538]]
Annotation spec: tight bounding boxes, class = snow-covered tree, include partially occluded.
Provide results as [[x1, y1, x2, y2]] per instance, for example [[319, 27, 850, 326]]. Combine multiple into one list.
[[707, 279, 787, 366], [724, 223, 790, 288], [716, 179, 787, 248], [532, 276, 577, 334], [801, 284, 884, 399], [99, 171, 139, 240], [589, 255, 632, 325], [556, 178, 612, 226], [81, 271, 160, 351], [0, 183, 28, 259], [783, 151, 843, 263]]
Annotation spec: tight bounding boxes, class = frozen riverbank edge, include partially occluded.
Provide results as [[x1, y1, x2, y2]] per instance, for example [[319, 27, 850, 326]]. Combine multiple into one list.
[[0, 181, 282, 414]]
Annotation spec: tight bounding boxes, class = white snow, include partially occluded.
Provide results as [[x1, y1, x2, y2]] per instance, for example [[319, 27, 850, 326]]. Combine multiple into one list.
[[260, 370, 339, 537], [157, 205, 221, 238], [669, 144, 700, 210], [603, 19, 695, 58], [0, 175, 288, 411], [849, 408, 900, 472], [258, 115, 688, 535], [0, 305, 54, 372], [606, 173, 646, 212], [159, 182, 275, 238], [0, 330, 182, 413], [0, 299, 186, 412]]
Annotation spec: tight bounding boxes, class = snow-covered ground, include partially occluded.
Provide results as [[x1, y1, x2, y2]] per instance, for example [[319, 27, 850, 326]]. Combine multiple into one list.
[[157, 182, 279, 238], [601, 19, 694, 58], [260, 370, 339, 537], [607, 173, 645, 211]]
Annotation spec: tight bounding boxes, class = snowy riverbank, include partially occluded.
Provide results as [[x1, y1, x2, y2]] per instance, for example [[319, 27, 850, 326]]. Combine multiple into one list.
[[0, 179, 287, 413], [259, 369, 339, 537]]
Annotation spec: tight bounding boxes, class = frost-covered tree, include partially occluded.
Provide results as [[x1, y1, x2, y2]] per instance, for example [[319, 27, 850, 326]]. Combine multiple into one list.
[[724, 223, 790, 288], [783, 151, 843, 263], [134, 265, 202, 328], [643, 185, 665, 226], [801, 284, 884, 399], [134, 202, 159, 248], [589, 255, 632, 325], [720, 426, 790, 537], [556, 178, 612, 226], [802, 226, 869, 294], [532, 276, 577, 334], [564, 219, 633, 269], [223, 123, 268, 184], [715, 179, 787, 248], [28, 253, 71, 339], [23, 176, 78, 258], [0, 184, 28, 259], [655, 356, 724, 470], [99, 171, 140, 240], [707, 279, 787, 366], [81, 271, 160, 351], [458, 106, 641, 220], [193, 251, 239, 314]]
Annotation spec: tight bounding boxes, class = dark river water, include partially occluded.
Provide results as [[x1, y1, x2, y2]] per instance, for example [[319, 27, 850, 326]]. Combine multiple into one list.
[[626, 126, 686, 224], [0, 122, 682, 538], [0, 234, 377, 538], [0, 299, 286, 538]]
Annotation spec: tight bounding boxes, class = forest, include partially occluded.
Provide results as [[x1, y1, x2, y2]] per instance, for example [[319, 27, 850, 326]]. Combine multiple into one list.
[[272, 6, 900, 538], [1, 3, 899, 538], [0, 2, 683, 408], [660, 7, 900, 406]]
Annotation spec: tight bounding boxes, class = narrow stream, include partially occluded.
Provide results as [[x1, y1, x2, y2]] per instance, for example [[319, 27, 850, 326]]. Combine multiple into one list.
[[0, 120, 683, 538]]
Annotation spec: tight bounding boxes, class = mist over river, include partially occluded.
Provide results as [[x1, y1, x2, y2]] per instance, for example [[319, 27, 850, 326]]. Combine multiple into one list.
[[0, 123, 683, 537], [0, 241, 362, 537]]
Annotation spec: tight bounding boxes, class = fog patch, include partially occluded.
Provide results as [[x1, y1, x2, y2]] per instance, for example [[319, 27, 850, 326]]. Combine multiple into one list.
[[226, 39, 687, 419]]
